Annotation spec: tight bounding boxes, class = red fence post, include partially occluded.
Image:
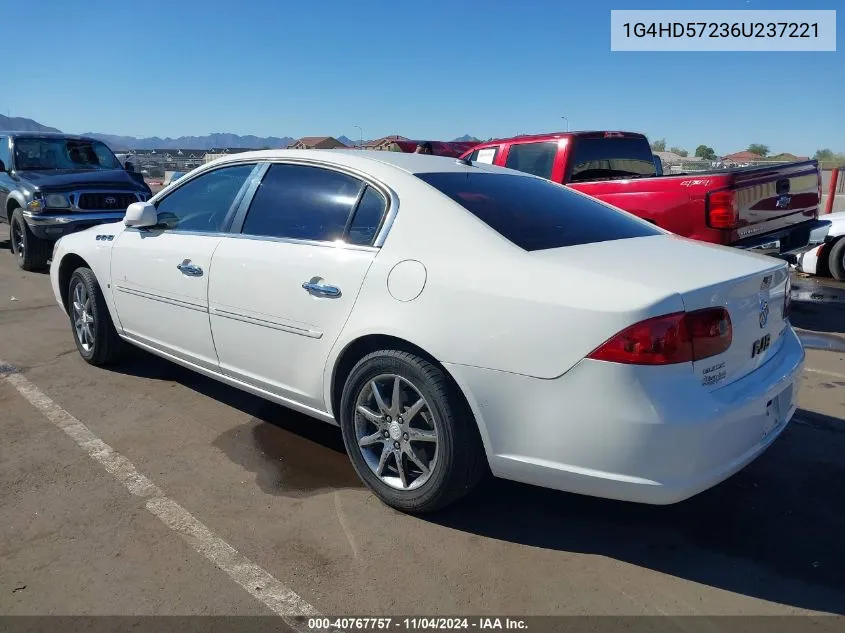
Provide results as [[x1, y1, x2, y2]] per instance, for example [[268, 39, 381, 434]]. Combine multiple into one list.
[[825, 167, 840, 215]]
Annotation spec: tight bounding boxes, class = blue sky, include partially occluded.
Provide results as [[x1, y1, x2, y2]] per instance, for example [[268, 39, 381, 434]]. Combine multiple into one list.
[[3, 0, 842, 155]]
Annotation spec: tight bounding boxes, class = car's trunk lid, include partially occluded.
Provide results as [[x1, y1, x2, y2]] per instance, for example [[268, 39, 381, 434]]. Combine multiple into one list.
[[531, 234, 790, 389]]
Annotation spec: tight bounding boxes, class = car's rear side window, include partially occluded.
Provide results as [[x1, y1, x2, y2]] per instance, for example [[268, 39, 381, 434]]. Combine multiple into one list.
[[416, 171, 660, 251]]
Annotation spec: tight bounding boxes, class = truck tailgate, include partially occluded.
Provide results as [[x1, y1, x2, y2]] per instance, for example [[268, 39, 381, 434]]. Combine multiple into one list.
[[720, 161, 820, 243]]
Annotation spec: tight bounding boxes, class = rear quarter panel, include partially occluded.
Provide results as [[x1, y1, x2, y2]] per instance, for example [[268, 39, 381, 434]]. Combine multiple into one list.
[[322, 167, 686, 402]]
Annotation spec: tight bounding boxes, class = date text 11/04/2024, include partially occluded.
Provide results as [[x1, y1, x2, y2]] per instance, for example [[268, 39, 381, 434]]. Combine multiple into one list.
[[306, 618, 528, 630], [622, 22, 819, 38]]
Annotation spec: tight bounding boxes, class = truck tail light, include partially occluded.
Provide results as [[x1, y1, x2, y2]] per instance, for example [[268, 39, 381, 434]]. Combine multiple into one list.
[[706, 190, 739, 229], [587, 308, 732, 365]]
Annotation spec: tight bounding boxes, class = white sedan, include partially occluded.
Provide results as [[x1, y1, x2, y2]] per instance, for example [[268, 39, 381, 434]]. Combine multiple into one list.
[[49, 149, 804, 513]]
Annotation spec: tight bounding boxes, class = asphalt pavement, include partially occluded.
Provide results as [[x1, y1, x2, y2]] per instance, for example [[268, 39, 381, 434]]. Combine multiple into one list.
[[1, 239, 844, 620]]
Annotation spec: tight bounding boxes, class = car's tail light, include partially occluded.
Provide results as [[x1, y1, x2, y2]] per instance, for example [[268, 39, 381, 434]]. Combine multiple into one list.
[[587, 308, 732, 365], [817, 172, 822, 217], [706, 190, 739, 229]]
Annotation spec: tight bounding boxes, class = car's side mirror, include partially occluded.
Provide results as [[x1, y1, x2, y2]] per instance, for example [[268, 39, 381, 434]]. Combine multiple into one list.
[[0, 159, 6, 172], [124, 201, 158, 228]]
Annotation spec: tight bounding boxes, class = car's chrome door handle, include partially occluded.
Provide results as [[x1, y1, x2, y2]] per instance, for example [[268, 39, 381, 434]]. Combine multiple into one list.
[[177, 259, 203, 277], [302, 281, 341, 298]]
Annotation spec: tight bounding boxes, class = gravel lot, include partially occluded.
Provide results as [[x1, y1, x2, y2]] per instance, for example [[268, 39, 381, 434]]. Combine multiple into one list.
[[0, 239, 844, 619]]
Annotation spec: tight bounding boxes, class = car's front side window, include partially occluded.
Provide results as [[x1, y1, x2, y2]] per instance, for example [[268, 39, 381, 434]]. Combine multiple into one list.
[[240, 163, 365, 242], [154, 163, 256, 232]]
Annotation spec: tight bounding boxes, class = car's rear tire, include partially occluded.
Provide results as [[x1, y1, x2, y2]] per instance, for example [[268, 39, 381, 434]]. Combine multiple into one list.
[[10, 208, 51, 271], [339, 350, 486, 514], [67, 267, 124, 366], [828, 238, 845, 282]]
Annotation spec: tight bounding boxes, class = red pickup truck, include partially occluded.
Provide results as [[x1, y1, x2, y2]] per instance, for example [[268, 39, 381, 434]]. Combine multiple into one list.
[[456, 131, 830, 258]]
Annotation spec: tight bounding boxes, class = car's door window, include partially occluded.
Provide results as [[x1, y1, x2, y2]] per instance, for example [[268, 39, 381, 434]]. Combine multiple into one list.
[[468, 147, 498, 165], [504, 142, 557, 179], [154, 163, 256, 232], [346, 186, 387, 246], [241, 163, 364, 242]]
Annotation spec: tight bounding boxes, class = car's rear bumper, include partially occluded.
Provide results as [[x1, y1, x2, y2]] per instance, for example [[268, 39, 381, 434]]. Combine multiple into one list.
[[24, 211, 126, 241], [737, 218, 831, 262], [444, 326, 804, 504]]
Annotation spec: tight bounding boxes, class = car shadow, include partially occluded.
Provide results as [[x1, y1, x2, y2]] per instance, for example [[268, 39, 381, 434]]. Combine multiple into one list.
[[108, 347, 845, 615], [426, 407, 845, 615]]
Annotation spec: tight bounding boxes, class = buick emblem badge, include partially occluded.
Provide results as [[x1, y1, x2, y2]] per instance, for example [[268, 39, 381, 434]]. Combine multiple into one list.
[[759, 299, 769, 329]]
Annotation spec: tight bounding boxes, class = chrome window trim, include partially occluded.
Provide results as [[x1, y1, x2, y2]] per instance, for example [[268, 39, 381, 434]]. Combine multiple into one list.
[[114, 285, 207, 313], [223, 232, 379, 253], [210, 307, 323, 339]]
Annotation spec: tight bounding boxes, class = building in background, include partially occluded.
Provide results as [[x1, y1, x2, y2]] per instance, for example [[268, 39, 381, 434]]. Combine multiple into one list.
[[287, 136, 346, 150]]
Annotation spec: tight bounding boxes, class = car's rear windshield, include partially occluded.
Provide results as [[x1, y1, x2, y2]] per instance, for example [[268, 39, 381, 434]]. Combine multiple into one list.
[[416, 171, 661, 251], [568, 137, 657, 183]]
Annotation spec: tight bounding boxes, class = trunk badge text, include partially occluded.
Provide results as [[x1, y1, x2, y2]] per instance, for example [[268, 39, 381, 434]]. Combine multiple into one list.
[[752, 333, 772, 359]]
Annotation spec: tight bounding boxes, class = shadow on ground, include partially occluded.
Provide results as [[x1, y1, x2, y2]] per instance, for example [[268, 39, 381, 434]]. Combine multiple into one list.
[[109, 346, 845, 615], [790, 274, 845, 334]]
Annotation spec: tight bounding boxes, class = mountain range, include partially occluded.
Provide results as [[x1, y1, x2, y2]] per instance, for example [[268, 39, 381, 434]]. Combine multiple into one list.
[[0, 114, 480, 150]]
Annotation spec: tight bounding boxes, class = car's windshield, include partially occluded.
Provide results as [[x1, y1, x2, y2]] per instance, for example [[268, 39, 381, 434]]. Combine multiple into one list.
[[13, 138, 121, 171]]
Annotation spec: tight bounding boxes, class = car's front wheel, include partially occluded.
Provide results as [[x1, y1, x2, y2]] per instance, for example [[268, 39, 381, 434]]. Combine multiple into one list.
[[339, 350, 486, 514], [10, 208, 51, 271], [67, 267, 124, 366]]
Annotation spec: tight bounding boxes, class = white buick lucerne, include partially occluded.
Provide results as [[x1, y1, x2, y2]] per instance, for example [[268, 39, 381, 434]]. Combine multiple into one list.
[[49, 149, 804, 513]]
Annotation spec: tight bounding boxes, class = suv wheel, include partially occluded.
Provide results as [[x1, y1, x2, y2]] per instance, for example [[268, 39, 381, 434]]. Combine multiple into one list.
[[10, 208, 51, 271], [339, 350, 486, 514]]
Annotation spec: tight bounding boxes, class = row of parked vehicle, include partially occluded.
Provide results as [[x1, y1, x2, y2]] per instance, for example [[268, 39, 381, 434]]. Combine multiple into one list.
[[0, 129, 833, 513]]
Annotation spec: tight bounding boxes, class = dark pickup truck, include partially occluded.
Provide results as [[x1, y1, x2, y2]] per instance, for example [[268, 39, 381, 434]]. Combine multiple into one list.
[[0, 132, 152, 271], [460, 131, 831, 260]]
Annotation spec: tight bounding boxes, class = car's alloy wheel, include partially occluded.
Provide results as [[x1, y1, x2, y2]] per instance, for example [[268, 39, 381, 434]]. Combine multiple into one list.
[[71, 279, 96, 353], [67, 267, 124, 366], [10, 208, 51, 271], [339, 350, 487, 514], [354, 373, 440, 491], [11, 216, 25, 261]]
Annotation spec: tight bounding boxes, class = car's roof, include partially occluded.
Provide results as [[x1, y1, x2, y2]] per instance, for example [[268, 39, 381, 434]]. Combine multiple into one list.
[[207, 148, 513, 176], [3, 131, 102, 142]]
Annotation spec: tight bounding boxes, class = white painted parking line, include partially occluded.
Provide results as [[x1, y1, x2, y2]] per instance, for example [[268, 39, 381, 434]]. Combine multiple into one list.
[[804, 367, 845, 381], [0, 361, 321, 626]]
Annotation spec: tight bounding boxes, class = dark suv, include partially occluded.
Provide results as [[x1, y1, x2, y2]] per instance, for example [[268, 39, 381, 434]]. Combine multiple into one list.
[[0, 132, 152, 271]]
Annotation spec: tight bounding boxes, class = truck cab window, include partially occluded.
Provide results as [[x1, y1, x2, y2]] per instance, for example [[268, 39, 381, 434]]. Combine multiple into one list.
[[504, 142, 556, 179], [568, 137, 657, 183]]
